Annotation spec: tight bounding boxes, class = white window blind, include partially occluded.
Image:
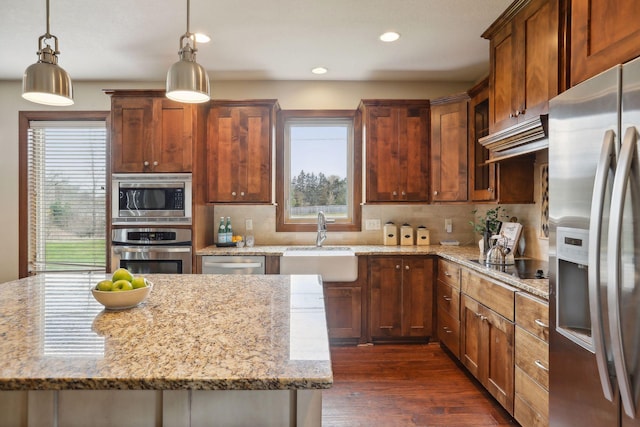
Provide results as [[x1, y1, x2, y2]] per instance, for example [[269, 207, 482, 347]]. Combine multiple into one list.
[[27, 121, 107, 274]]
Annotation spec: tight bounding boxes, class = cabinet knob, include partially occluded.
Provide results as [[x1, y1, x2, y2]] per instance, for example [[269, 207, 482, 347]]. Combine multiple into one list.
[[153, 161, 158, 166], [442, 296, 452, 302], [396, 265, 401, 270], [488, 187, 493, 192], [434, 190, 439, 195], [392, 191, 398, 196], [231, 191, 237, 196], [143, 161, 149, 166], [405, 265, 409, 270], [240, 191, 245, 196], [474, 312, 482, 318], [401, 191, 406, 196]]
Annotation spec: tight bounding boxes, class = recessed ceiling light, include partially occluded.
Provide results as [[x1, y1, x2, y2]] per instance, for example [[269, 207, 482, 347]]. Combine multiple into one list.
[[194, 33, 211, 43], [379, 31, 400, 42], [311, 67, 328, 75]]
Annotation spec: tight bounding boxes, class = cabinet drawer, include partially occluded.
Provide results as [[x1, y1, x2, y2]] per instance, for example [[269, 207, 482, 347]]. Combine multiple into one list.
[[437, 280, 460, 319], [438, 259, 461, 289], [515, 366, 549, 426], [515, 326, 548, 389], [461, 269, 515, 320], [515, 292, 549, 342], [437, 307, 460, 358]]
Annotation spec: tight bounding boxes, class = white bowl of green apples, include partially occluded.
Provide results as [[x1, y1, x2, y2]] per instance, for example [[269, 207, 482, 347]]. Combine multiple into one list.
[[91, 268, 152, 310]]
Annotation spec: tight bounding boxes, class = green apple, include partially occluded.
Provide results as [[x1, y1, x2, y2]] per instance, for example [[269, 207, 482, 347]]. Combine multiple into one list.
[[112, 279, 134, 291], [112, 268, 134, 283], [131, 276, 147, 289], [96, 279, 114, 291]]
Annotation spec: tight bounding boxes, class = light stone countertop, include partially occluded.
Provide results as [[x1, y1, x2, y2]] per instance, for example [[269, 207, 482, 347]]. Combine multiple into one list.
[[0, 273, 332, 391], [197, 244, 549, 299]]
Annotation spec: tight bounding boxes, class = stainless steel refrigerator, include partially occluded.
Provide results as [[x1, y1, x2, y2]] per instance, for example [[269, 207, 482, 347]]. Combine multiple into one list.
[[549, 57, 640, 426]]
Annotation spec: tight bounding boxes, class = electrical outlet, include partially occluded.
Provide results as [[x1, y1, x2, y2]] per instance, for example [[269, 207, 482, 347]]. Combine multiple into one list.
[[445, 218, 453, 233], [365, 219, 381, 230], [245, 218, 253, 231]]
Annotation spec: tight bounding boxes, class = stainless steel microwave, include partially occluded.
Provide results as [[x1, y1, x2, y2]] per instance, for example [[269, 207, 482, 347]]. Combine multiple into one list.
[[112, 173, 192, 225]]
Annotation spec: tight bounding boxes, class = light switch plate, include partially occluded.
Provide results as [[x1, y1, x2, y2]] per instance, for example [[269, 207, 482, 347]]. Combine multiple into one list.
[[365, 219, 381, 230], [445, 218, 452, 233], [245, 218, 253, 231]]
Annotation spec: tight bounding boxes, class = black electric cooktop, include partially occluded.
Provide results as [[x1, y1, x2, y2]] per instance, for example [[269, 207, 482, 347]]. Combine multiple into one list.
[[468, 258, 548, 279]]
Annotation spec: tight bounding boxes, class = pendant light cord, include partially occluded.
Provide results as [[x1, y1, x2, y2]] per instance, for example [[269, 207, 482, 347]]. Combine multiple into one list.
[[186, 0, 190, 35], [45, 0, 51, 38]]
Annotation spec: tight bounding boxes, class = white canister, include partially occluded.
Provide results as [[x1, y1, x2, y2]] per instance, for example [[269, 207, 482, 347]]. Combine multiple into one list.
[[383, 222, 398, 245], [416, 226, 431, 246], [400, 224, 414, 246]]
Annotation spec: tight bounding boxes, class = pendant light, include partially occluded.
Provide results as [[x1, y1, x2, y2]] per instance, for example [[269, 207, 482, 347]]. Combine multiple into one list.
[[166, 0, 210, 103], [22, 0, 73, 106]]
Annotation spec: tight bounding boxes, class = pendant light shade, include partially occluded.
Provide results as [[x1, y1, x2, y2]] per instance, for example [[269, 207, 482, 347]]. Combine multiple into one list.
[[166, 0, 210, 103], [22, 0, 73, 106]]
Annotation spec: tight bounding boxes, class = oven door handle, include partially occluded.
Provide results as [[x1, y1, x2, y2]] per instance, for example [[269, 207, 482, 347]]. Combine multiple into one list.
[[112, 246, 192, 254]]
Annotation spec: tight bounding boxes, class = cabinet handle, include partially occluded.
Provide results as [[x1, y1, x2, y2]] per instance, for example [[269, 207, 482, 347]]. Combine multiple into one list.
[[392, 191, 398, 196], [534, 319, 548, 329], [534, 359, 549, 372], [442, 296, 452, 302], [396, 265, 401, 269], [442, 327, 453, 334], [405, 265, 409, 270], [444, 271, 451, 277], [488, 187, 493, 193], [401, 191, 406, 196], [434, 190, 438, 195], [240, 191, 245, 196], [153, 161, 158, 166], [481, 315, 488, 322], [474, 312, 482, 318], [232, 191, 237, 196], [509, 112, 515, 118], [143, 161, 149, 166]]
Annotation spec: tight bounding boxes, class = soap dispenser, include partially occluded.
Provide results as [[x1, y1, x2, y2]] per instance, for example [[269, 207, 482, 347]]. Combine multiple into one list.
[[383, 222, 398, 245]]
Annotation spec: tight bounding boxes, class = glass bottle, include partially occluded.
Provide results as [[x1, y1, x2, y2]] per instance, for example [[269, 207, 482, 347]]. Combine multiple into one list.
[[225, 217, 233, 243], [217, 217, 226, 244]]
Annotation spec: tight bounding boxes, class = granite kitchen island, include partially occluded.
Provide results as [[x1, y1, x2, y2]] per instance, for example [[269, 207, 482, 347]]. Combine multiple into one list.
[[0, 273, 332, 427]]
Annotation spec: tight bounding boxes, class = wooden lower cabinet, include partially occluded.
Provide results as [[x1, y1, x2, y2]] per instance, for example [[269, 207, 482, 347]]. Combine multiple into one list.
[[324, 285, 362, 341], [436, 259, 461, 357], [460, 269, 516, 415], [369, 256, 434, 342], [514, 293, 549, 427]]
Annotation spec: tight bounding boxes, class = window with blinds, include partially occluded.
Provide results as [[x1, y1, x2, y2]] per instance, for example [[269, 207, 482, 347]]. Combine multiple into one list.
[[27, 120, 107, 274]]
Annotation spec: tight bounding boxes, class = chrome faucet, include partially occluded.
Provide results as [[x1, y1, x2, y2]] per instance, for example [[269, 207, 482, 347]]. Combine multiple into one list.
[[316, 211, 327, 247]]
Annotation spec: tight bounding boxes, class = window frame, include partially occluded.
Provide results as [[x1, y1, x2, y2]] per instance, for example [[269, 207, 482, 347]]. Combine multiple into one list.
[[18, 111, 110, 278], [275, 110, 362, 232]]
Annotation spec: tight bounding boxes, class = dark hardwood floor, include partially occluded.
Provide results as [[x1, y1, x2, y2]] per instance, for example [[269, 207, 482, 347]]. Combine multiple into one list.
[[322, 343, 518, 427]]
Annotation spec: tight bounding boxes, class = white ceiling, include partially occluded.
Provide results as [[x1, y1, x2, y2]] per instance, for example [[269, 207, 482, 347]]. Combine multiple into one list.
[[1, 0, 511, 82]]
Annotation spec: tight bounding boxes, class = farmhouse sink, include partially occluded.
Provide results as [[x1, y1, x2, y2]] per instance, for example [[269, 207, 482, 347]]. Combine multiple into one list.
[[279, 247, 358, 282]]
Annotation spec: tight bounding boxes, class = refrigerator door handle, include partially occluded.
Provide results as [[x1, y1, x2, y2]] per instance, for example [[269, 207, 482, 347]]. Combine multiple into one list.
[[588, 129, 616, 401], [608, 126, 638, 418]]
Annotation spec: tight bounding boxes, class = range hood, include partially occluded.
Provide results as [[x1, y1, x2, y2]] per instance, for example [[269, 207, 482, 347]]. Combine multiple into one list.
[[479, 114, 548, 162]]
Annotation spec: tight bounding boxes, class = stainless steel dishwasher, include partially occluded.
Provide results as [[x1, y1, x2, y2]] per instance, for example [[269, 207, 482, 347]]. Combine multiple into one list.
[[201, 255, 265, 274]]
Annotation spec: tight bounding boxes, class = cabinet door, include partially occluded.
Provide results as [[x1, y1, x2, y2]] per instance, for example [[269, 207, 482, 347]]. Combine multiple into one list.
[[490, 22, 519, 133], [516, 0, 559, 120], [468, 83, 496, 201], [401, 257, 434, 337], [111, 97, 154, 173], [483, 303, 515, 414], [461, 295, 483, 379], [324, 285, 362, 340], [431, 99, 468, 202], [365, 107, 401, 202], [571, 0, 640, 86], [369, 257, 403, 338], [207, 106, 271, 203], [399, 107, 430, 202], [152, 99, 193, 173]]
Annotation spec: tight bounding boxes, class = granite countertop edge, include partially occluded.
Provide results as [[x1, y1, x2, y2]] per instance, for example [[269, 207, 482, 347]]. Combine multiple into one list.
[[196, 244, 549, 300]]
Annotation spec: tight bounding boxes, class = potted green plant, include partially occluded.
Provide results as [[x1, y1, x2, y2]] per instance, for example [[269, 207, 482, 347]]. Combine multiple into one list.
[[469, 206, 508, 254]]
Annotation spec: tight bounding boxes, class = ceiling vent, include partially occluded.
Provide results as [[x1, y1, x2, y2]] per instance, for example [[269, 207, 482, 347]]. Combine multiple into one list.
[[479, 114, 548, 162]]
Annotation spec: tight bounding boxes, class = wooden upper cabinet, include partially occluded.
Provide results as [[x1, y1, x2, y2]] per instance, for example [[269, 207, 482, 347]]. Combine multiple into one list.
[[430, 94, 469, 203], [360, 100, 430, 203], [484, 0, 560, 133], [570, 0, 640, 86], [108, 90, 194, 173], [206, 100, 279, 203], [467, 79, 496, 202]]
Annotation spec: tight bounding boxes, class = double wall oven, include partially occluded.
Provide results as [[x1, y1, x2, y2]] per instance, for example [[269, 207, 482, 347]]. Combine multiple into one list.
[[110, 173, 193, 274]]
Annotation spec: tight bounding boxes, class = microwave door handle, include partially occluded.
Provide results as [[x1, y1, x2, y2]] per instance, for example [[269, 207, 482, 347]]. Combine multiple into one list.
[[608, 127, 637, 418], [588, 129, 616, 401]]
